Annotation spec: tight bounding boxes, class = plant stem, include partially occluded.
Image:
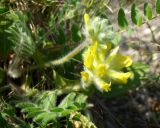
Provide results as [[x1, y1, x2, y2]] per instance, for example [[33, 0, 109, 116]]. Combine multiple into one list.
[[23, 40, 88, 72]]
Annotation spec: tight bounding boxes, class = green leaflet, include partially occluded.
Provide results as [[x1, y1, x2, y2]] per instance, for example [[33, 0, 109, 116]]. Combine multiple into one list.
[[144, 3, 153, 20], [0, 7, 8, 14], [16, 91, 89, 126], [6, 11, 35, 58], [131, 3, 143, 26], [0, 12, 13, 57], [156, 0, 160, 14], [58, 93, 76, 108], [118, 8, 128, 28]]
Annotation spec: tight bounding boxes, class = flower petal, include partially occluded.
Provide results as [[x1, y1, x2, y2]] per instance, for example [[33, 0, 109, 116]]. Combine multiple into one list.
[[84, 13, 90, 27], [83, 42, 98, 69], [98, 42, 112, 61], [101, 82, 111, 92], [109, 70, 132, 84], [83, 52, 94, 69], [81, 71, 89, 81], [109, 54, 132, 70], [96, 64, 107, 77], [94, 78, 111, 92], [84, 13, 93, 34], [105, 46, 119, 64]]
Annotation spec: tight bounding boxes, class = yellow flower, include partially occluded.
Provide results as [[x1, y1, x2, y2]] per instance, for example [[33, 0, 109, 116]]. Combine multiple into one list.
[[106, 50, 132, 70], [101, 82, 111, 92], [109, 70, 132, 84], [83, 41, 97, 69], [94, 78, 111, 92], [98, 42, 112, 62], [96, 64, 107, 77], [84, 13, 93, 34], [83, 52, 93, 69], [106, 47, 132, 83], [81, 13, 132, 92], [81, 41, 133, 92], [83, 13, 117, 44], [81, 71, 89, 81]]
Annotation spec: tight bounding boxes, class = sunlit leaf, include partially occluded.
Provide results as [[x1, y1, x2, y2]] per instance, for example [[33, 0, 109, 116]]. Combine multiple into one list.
[[58, 93, 76, 108], [144, 3, 153, 20]]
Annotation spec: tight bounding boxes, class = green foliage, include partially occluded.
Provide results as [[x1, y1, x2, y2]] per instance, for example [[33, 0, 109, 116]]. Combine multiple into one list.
[[6, 11, 35, 58], [71, 24, 81, 42], [118, 8, 128, 28], [156, 0, 160, 14], [0, 7, 7, 14], [0, 7, 13, 57], [117, 2, 157, 28], [16, 91, 89, 126], [0, 99, 31, 128], [131, 3, 143, 26], [144, 3, 153, 20]]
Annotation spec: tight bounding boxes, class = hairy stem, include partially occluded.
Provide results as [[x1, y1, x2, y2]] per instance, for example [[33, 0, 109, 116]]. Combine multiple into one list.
[[23, 40, 88, 72]]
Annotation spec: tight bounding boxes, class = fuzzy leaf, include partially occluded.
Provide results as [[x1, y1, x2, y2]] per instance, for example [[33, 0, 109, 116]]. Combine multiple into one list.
[[40, 91, 57, 110], [33, 91, 57, 110], [58, 93, 76, 108], [61, 109, 76, 117], [75, 94, 87, 104], [17, 91, 89, 126], [6, 11, 35, 58], [16, 102, 37, 108], [51, 107, 64, 112], [22, 107, 42, 113], [26, 110, 45, 118], [34, 112, 56, 123]]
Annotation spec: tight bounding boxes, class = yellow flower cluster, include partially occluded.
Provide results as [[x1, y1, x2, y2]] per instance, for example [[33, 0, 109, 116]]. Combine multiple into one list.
[[81, 14, 132, 92]]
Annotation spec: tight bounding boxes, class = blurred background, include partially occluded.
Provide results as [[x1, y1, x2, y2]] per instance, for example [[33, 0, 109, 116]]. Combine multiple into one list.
[[0, 0, 160, 128]]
